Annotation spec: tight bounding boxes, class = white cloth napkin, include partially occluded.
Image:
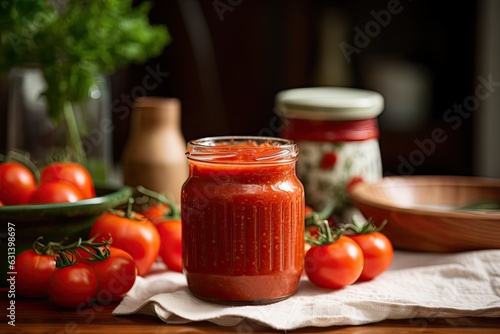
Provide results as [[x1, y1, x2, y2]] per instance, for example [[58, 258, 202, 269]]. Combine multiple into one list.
[[113, 250, 500, 330]]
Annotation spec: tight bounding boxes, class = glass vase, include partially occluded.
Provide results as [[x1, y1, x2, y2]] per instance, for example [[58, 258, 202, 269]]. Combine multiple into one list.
[[6, 66, 113, 184]]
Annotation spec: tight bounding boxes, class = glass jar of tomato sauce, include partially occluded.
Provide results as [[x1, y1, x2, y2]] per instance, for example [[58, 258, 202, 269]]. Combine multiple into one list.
[[181, 136, 304, 305]]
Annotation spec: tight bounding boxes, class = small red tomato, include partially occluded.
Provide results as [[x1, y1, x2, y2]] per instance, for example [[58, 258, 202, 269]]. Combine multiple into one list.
[[40, 162, 95, 199], [305, 236, 364, 289], [16, 250, 56, 298], [143, 203, 182, 272], [90, 211, 160, 276], [156, 220, 182, 272], [29, 181, 85, 204], [143, 204, 172, 225], [0, 162, 37, 205], [305, 205, 314, 216], [84, 247, 137, 302], [347, 232, 393, 281], [48, 263, 97, 309]]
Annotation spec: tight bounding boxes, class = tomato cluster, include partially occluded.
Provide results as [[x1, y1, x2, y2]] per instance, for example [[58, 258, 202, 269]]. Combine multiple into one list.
[[89, 207, 182, 277], [16, 238, 137, 309], [304, 212, 393, 290], [14, 189, 183, 307], [90, 210, 160, 277], [89, 186, 182, 276], [0, 161, 95, 205], [0, 157, 183, 303]]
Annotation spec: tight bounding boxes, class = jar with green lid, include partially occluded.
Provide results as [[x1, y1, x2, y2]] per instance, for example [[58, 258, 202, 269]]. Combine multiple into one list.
[[276, 87, 384, 217]]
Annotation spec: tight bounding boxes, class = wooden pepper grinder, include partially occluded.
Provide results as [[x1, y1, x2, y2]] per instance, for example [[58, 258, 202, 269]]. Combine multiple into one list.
[[122, 97, 188, 204]]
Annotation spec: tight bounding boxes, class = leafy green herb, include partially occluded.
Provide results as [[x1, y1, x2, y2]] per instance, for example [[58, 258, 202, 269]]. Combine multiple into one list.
[[0, 0, 170, 120]]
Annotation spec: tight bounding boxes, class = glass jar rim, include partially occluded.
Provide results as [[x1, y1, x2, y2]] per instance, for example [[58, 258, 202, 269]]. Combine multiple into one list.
[[186, 136, 299, 164]]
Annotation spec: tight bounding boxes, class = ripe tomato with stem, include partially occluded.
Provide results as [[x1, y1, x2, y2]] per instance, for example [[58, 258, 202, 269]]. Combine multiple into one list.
[[90, 198, 160, 277], [48, 260, 98, 309], [343, 216, 394, 282], [80, 246, 137, 302], [140, 187, 182, 273], [16, 247, 56, 298], [304, 214, 364, 289]]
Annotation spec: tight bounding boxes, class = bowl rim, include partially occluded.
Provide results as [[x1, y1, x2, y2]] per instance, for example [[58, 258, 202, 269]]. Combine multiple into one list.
[[349, 175, 500, 220], [0, 185, 134, 218]]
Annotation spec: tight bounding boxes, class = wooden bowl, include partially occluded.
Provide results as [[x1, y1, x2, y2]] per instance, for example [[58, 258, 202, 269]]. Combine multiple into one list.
[[349, 176, 500, 252]]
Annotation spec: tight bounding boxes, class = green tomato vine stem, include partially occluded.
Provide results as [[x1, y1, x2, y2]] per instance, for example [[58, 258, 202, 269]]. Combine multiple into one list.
[[305, 212, 344, 246], [135, 185, 180, 219], [33, 235, 112, 269], [342, 215, 388, 235], [125, 197, 135, 219]]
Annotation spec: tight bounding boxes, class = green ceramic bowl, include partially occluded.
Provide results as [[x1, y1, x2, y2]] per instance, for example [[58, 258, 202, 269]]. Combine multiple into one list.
[[0, 186, 134, 286]]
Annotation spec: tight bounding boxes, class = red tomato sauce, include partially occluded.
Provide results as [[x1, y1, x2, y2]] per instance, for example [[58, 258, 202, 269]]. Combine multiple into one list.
[[181, 137, 304, 304]]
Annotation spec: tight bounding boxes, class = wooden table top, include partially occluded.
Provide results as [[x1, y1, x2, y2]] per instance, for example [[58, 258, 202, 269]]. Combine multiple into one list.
[[2, 292, 500, 334]]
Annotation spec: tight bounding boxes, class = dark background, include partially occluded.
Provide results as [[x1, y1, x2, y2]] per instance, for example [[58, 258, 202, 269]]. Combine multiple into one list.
[[1, 0, 496, 179]]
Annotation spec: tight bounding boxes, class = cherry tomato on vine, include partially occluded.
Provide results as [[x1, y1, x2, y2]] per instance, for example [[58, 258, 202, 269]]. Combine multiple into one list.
[[305, 236, 364, 289], [305, 205, 314, 216], [16, 249, 56, 298], [48, 263, 97, 309], [347, 232, 393, 281], [303, 206, 329, 254], [40, 162, 95, 199], [0, 161, 37, 205], [143, 200, 182, 273], [342, 216, 393, 282], [156, 220, 182, 272], [304, 225, 320, 256], [29, 181, 85, 204], [90, 210, 160, 276], [82, 247, 137, 302], [143, 204, 173, 225]]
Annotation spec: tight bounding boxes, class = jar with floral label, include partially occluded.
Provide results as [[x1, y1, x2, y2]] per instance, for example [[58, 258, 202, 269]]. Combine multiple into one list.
[[276, 87, 384, 218]]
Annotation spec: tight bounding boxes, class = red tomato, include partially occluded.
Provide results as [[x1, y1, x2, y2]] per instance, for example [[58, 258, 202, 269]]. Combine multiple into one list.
[[305, 205, 314, 216], [40, 162, 95, 199], [90, 211, 160, 276], [156, 220, 182, 272], [143, 204, 172, 225], [48, 263, 97, 308], [0, 200, 3, 206], [0, 162, 37, 205], [29, 181, 85, 204], [83, 247, 137, 302], [305, 236, 364, 289], [347, 232, 393, 281], [143, 204, 182, 272], [16, 250, 56, 298]]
